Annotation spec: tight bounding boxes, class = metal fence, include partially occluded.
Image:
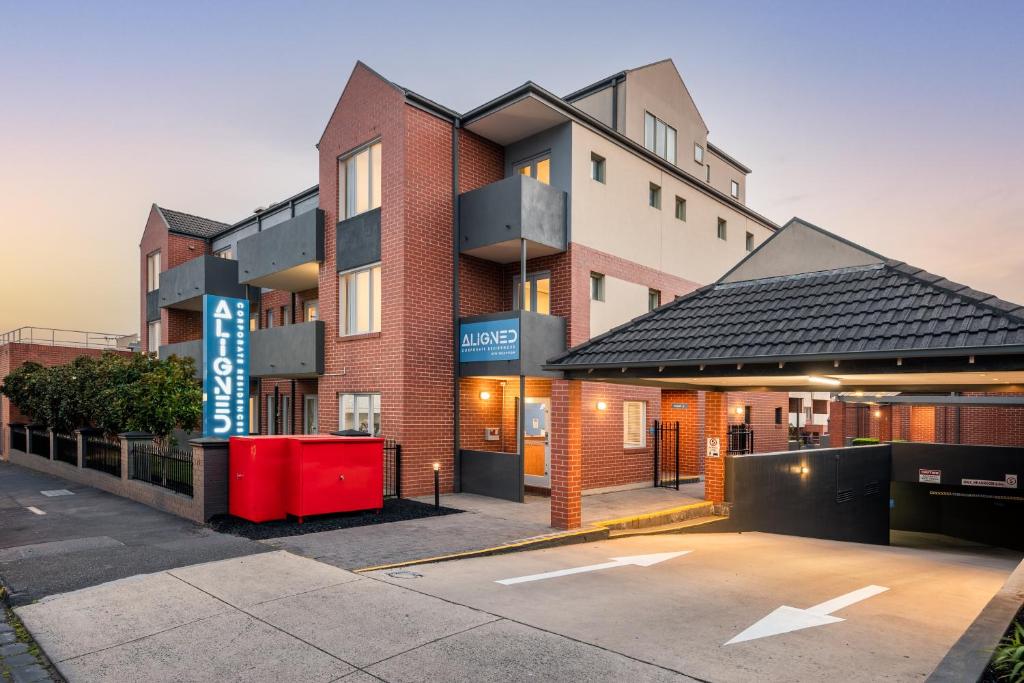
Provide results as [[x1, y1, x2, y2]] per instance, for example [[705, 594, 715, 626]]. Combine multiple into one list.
[[54, 432, 78, 465], [0, 326, 128, 349], [129, 443, 193, 497], [653, 420, 682, 489], [10, 424, 27, 452], [384, 438, 401, 499], [84, 436, 121, 476], [28, 427, 50, 457], [727, 425, 755, 455]]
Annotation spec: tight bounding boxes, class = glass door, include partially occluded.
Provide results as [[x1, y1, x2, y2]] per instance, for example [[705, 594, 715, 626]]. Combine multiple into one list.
[[514, 155, 551, 185], [513, 272, 551, 314], [523, 397, 551, 487], [304, 395, 319, 434]]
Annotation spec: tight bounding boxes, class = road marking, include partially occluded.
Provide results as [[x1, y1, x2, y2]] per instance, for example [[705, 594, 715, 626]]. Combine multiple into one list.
[[726, 585, 888, 645], [27, 506, 46, 515], [40, 489, 73, 497], [495, 551, 690, 586]]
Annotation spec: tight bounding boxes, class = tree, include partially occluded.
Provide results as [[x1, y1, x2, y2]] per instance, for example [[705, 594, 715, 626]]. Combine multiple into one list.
[[101, 354, 201, 446], [0, 361, 46, 424]]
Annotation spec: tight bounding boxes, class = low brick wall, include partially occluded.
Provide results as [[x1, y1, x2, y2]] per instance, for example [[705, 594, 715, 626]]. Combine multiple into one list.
[[5, 428, 228, 523]]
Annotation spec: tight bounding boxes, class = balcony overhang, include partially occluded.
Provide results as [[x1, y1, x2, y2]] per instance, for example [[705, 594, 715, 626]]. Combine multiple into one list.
[[159, 340, 202, 378], [250, 321, 324, 379], [158, 256, 245, 311], [463, 93, 570, 146], [459, 175, 566, 264], [238, 209, 324, 292]]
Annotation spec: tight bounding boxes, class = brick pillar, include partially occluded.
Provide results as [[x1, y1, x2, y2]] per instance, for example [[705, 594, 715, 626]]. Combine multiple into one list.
[[550, 379, 582, 530], [119, 432, 154, 481], [191, 438, 229, 522], [879, 406, 893, 442], [704, 391, 728, 504], [829, 401, 845, 445]]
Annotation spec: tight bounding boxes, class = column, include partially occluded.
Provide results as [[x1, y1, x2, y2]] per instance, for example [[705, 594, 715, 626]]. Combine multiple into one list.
[[829, 401, 846, 446], [704, 391, 728, 505], [550, 379, 582, 530]]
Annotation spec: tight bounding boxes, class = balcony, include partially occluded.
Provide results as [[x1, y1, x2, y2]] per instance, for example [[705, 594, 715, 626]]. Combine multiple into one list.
[[250, 321, 324, 379], [159, 339, 202, 378], [336, 207, 381, 273], [237, 209, 324, 291], [459, 310, 566, 377], [158, 256, 246, 310], [459, 175, 566, 263]]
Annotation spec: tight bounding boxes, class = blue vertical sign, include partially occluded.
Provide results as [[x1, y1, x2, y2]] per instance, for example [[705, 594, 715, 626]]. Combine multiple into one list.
[[202, 295, 249, 437]]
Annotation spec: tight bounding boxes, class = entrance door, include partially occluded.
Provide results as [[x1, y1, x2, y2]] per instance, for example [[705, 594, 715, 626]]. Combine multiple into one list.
[[523, 397, 551, 487], [304, 395, 319, 434]]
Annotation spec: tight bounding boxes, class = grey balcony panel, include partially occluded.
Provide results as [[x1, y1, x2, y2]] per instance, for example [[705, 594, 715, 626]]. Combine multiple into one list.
[[459, 175, 567, 263], [459, 310, 566, 378], [160, 340, 202, 378], [238, 209, 324, 291], [158, 256, 245, 310], [250, 321, 324, 379], [336, 208, 381, 272], [146, 290, 161, 322]]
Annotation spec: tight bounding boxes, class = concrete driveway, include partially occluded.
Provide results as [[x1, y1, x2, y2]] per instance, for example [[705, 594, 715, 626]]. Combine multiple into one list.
[[14, 530, 1019, 682]]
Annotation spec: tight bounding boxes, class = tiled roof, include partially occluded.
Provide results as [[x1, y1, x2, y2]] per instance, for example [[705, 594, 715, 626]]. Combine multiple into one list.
[[548, 263, 1024, 369], [158, 207, 231, 239]]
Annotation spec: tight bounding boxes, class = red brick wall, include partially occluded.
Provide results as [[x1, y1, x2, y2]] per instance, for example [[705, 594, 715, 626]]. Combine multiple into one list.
[[579, 382, 660, 490], [551, 378, 582, 529], [661, 390, 703, 475], [259, 378, 318, 435], [458, 129, 503, 193], [830, 398, 1024, 447], [726, 391, 789, 453]]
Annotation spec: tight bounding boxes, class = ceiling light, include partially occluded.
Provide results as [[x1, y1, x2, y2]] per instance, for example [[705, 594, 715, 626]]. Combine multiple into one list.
[[808, 376, 841, 386]]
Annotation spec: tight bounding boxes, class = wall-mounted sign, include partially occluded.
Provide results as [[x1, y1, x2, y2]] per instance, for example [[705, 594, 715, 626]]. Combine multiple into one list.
[[707, 437, 721, 458], [202, 295, 249, 437], [962, 474, 1018, 489], [460, 318, 520, 363], [918, 469, 941, 484], [671, 403, 688, 409]]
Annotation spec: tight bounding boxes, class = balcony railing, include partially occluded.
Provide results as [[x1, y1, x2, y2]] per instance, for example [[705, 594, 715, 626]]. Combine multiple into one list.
[[458, 175, 567, 263], [238, 209, 324, 291], [250, 321, 324, 378], [158, 255, 246, 310], [0, 327, 129, 349]]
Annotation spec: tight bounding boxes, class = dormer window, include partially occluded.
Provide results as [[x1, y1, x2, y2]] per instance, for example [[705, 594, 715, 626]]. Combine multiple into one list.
[[644, 112, 677, 164]]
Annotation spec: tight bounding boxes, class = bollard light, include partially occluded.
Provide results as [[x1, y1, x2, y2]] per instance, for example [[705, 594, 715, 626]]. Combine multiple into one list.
[[433, 462, 440, 510]]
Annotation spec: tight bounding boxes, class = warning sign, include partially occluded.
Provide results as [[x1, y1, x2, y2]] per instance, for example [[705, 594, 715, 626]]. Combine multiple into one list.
[[707, 437, 721, 458], [918, 469, 941, 484], [961, 474, 1018, 489]]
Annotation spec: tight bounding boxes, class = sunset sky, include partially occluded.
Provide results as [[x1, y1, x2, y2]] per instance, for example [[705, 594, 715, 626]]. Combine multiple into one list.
[[1, 1, 1021, 335]]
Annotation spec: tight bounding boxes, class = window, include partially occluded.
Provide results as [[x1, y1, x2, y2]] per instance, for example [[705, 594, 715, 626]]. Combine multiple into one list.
[[304, 395, 319, 434], [694, 143, 704, 164], [339, 141, 382, 220], [643, 112, 677, 163], [804, 406, 813, 423], [648, 183, 661, 209], [674, 196, 687, 221], [267, 396, 292, 435], [590, 273, 605, 301], [281, 305, 292, 326], [775, 407, 783, 425], [249, 396, 259, 435], [745, 232, 754, 252], [590, 153, 605, 183], [731, 180, 740, 199], [266, 309, 275, 328], [249, 312, 258, 332], [267, 395, 276, 435], [147, 321, 160, 355], [339, 264, 382, 335], [214, 247, 233, 260], [744, 405, 752, 425], [623, 401, 646, 448], [515, 155, 551, 185], [648, 289, 660, 311], [513, 272, 551, 315], [340, 393, 382, 435], [304, 300, 319, 322], [717, 218, 728, 241], [146, 251, 160, 292], [705, 164, 711, 182]]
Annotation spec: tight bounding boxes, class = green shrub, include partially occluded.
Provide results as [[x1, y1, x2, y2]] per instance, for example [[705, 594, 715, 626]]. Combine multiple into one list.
[[991, 619, 1024, 682], [851, 437, 881, 446]]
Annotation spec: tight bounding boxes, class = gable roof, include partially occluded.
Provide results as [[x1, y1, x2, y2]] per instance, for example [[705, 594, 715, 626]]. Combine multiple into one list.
[[547, 224, 1024, 370], [156, 206, 231, 239]]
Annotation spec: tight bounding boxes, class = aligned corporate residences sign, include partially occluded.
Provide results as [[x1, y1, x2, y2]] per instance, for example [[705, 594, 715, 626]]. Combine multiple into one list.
[[460, 317, 520, 363], [202, 294, 250, 437]]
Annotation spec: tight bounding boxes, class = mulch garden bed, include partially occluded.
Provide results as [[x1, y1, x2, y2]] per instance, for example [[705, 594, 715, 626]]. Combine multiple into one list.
[[207, 498, 462, 540]]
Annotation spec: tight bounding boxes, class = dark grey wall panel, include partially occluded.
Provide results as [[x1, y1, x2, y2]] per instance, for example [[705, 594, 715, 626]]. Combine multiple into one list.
[[460, 449, 522, 501], [458, 310, 566, 378], [336, 208, 381, 272], [237, 209, 324, 288], [459, 175, 566, 256], [158, 256, 245, 310], [159, 340, 202, 378], [146, 290, 161, 322], [891, 441, 1023, 486], [250, 321, 324, 378], [726, 445, 892, 544]]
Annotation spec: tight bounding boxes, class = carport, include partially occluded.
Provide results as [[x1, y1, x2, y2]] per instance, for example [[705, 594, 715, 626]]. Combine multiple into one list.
[[544, 218, 1024, 534]]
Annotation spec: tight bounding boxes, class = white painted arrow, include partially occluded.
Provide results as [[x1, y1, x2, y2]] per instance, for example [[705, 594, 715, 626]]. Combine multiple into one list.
[[726, 585, 888, 645], [495, 551, 690, 586]]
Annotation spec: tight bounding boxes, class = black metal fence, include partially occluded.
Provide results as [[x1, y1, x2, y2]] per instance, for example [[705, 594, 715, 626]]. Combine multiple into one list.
[[727, 425, 755, 454], [653, 420, 682, 489], [29, 427, 50, 457], [54, 432, 78, 465], [129, 443, 194, 497], [384, 438, 401, 499], [84, 436, 121, 476], [10, 424, 27, 453]]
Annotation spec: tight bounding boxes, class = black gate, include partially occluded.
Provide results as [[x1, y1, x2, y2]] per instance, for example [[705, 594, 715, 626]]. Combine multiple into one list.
[[653, 420, 681, 489], [727, 425, 755, 454], [383, 438, 401, 499]]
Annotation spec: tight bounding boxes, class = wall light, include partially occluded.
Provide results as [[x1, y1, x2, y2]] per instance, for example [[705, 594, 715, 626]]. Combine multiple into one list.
[[596, 401, 608, 411], [873, 410, 882, 418], [432, 462, 440, 472], [479, 391, 491, 401], [800, 465, 810, 475], [735, 406, 745, 415], [808, 375, 841, 386]]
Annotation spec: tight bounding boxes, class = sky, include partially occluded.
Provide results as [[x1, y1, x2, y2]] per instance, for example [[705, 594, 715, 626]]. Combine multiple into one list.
[[1, 0, 1022, 335]]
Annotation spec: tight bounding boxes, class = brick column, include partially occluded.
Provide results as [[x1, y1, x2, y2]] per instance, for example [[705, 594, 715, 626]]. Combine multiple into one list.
[[829, 401, 845, 445], [191, 438, 229, 521], [47, 428, 56, 461], [119, 432, 154, 481], [704, 391, 728, 504], [550, 379, 582, 530]]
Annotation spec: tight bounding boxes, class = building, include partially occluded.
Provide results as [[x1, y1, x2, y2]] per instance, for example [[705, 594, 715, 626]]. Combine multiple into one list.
[[138, 59, 789, 503]]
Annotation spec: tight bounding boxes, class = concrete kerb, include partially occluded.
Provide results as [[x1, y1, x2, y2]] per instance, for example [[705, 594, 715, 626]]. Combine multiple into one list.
[[927, 556, 1024, 682]]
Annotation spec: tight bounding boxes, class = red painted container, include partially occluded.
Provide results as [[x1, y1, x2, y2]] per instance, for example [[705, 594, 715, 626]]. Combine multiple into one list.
[[229, 436, 290, 522], [286, 436, 385, 521]]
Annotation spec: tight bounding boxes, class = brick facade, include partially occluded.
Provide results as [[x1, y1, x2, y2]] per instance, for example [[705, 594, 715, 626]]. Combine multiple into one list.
[[829, 398, 1024, 447]]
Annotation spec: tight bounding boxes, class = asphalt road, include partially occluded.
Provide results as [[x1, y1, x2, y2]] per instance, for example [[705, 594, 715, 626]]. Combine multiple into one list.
[[0, 461, 267, 604]]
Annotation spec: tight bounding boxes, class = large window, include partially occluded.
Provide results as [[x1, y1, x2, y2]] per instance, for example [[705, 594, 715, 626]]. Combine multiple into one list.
[[147, 321, 160, 355], [644, 112, 677, 164], [214, 247, 233, 260], [623, 401, 647, 448], [515, 155, 551, 185], [340, 393, 381, 435], [513, 272, 551, 314], [304, 299, 319, 322], [339, 141, 382, 220], [146, 251, 160, 292], [339, 264, 382, 335]]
